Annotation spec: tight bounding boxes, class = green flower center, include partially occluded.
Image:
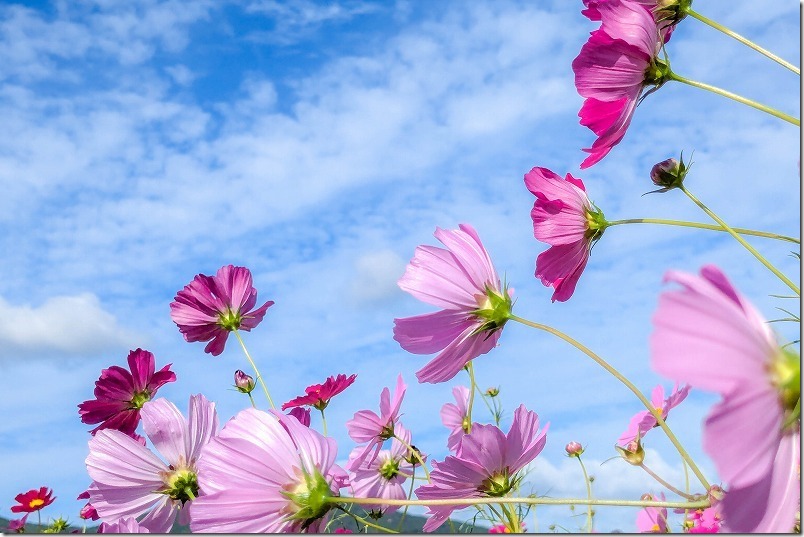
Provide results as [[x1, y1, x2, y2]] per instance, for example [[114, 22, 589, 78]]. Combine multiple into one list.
[[379, 458, 400, 480], [164, 469, 199, 504], [481, 469, 513, 497], [585, 206, 608, 241], [769, 347, 800, 428], [472, 284, 513, 335], [217, 307, 242, 331], [461, 415, 472, 434], [283, 468, 335, 529], [129, 390, 151, 409]]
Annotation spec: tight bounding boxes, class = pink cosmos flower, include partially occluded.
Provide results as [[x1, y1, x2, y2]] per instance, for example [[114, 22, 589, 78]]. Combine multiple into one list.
[[98, 517, 150, 533], [524, 167, 607, 302], [685, 506, 723, 533], [170, 265, 274, 356], [6, 514, 28, 533], [282, 373, 358, 411], [416, 405, 548, 532], [346, 375, 407, 467], [78, 349, 176, 439], [617, 383, 690, 446], [287, 406, 312, 427], [11, 487, 55, 514], [346, 425, 414, 516], [636, 492, 668, 533], [190, 408, 347, 532], [86, 394, 219, 533], [573, 0, 670, 168], [394, 224, 512, 383], [440, 385, 471, 452], [651, 265, 801, 533], [77, 490, 99, 521]]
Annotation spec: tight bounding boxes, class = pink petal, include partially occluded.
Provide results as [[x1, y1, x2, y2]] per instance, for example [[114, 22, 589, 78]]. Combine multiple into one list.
[[394, 309, 475, 355], [535, 240, 590, 302]]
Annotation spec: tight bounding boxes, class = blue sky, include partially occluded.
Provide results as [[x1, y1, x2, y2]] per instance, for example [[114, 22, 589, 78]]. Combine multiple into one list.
[[0, 0, 799, 532]]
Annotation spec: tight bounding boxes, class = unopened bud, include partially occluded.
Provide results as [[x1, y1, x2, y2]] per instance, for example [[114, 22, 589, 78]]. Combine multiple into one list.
[[708, 484, 725, 503], [404, 444, 427, 466], [234, 370, 256, 394], [649, 154, 689, 192], [565, 441, 584, 457], [615, 438, 645, 465], [485, 386, 500, 397]]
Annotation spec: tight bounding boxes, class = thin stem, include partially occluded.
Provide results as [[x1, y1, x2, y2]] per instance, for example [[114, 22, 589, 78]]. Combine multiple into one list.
[[685, 7, 800, 75], [639, 462, 695, 500], [466, 361, 478, 431], [508, 314, 711, 491], [246, 392, 256, 409], [337, 506, 398, 534], [501, 503, 523, 533], [668, 71, 799, 126], [679, 185, 800, 295], [396, 466, 416, 532], [233, 330, 276, 409], [332, 495, 710, 510], [606, 218, 799, 244], [576, 456, 594, 533], [393, 433, 431, 482], [320, 408, 329, 437]]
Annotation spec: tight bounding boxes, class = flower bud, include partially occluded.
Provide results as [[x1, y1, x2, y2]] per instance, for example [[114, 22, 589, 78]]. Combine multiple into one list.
[[79, 503, 99, 521], [485, 386, 500, 397], [615, 437, 645, 465], [234, 370, 256, 394], [565, 441, 584, 457], [649, 154, 688, 192]]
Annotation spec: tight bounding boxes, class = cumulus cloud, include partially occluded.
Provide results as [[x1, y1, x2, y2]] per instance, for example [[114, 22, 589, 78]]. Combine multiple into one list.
[[0, 293, 139, 360], [349, 249, 407, 304]]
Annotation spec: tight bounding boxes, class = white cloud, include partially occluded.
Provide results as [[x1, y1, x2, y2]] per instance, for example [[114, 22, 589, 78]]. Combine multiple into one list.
[[349, 249, 408, 304]]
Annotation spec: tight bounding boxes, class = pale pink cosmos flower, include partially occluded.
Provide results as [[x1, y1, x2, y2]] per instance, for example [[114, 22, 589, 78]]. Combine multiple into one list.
[[524, 167, 606, 302], [394, 224, 512, 383], [86, 395, 218, 533], [346, 425, 414, 517], [346, 375, 407, 467], [416, 405, 548, 532], [573, 0, 670, 168], [440, 385, 471, 452], [582, 0, 683, 37], [78, 348, 176, 440], [282, 373, 357, 411], [651, 265, 801, 533], [190, 408, 347, 533], [636, 492, 668, 533], [170, 265, 274, 356], [617, 383, 690, 446], [97, 516, 150, 533]]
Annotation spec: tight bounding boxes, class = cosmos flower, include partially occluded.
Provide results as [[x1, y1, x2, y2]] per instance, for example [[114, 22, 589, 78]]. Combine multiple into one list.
[[287, 406, 312, 427], [573, 0, 671, 168], [416, 405, 548, 532], [282, 373, 357, 411], [440, 385, 471, 452], [394, 224, 512, 383], [170, 264, 274, 356], [524, 167, 606, 302], [86, 395, 219, 533], [11, 487, 55, 514], [346, 375, 407, 467], [636, 492, 668, 533], [77, 490, 99, 521], [78, 349, 176, 439], [617, 383, 690, 446], [651, 265, 801, 533], [190, 408, 347, 533], [97, 517, 150, 533]]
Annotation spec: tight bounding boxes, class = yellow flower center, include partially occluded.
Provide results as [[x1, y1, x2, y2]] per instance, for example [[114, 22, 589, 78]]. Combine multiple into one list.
[[29, 499, 45, 509]]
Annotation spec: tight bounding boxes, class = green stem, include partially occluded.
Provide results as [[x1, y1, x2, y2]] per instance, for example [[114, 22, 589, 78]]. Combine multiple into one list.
[[668, 71, 799, 126], [508, 314, 711, 491], [606, 218, 799, 244], [337, 506, 398, 533], [576, 456, 594, 533], [685, 7, 800, 75], [679, 185, 800, 295], [247, 392, 256, 409], [233, 330, 275, 409], [466, 362, 478, 431], [396, 466, 416, 532], [332, 495, 710, 510], [320, 408, 329, 437], [638, 462, 695, 500]]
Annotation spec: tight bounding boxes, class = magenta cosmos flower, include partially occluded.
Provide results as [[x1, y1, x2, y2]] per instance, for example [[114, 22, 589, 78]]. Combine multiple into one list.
[[416, 405, 548, 532], [78, 349, 176, 439], [441, 385, 470, 452], [573, 0, 671, 168], [11, 487, 55, 514], [617, 383, 690, 446], [394, 224, 512, 383], [170, 264, 274, 356], [346, 375, 407, 467], [651, 265, 800, 533], [282, 373, 357, 411], [524, 167, 607, 302], [190, 408, 346, 532], [636, 492, 668, 533], [86, 394, 219, 533]]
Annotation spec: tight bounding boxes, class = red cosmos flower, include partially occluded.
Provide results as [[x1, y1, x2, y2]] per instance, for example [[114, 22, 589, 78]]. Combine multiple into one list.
[[77, 348, 176, 438], [11, 487, 55, 513], [282, 373, 357, 411]]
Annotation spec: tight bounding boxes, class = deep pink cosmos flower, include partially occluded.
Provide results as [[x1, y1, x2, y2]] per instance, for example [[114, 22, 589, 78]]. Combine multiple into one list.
[[77, 489, 99, 521], [86, 395, 219, 533], [78, 349, 176, 439], [617, 383, 690, 446], [440, 385, 471, 452], [11, 487, 55, 513], [636, 492, 668, 533], [524, 167, 607, 302], [684, 505, 723, 533], [416, 405, 548, 532], [394, 224, 512, 383], [190, 408, 347, 532], [489, 521, 526, 533], [573, 0, 670, 168], [651, 265, 801, 533], [97, 517, 150, 533], [170, 265, 274, 356], [346, 375, 407, 467], [282, 373, 357, 411], [287, 406, 312, 427], [6, 514, 28, 533]]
